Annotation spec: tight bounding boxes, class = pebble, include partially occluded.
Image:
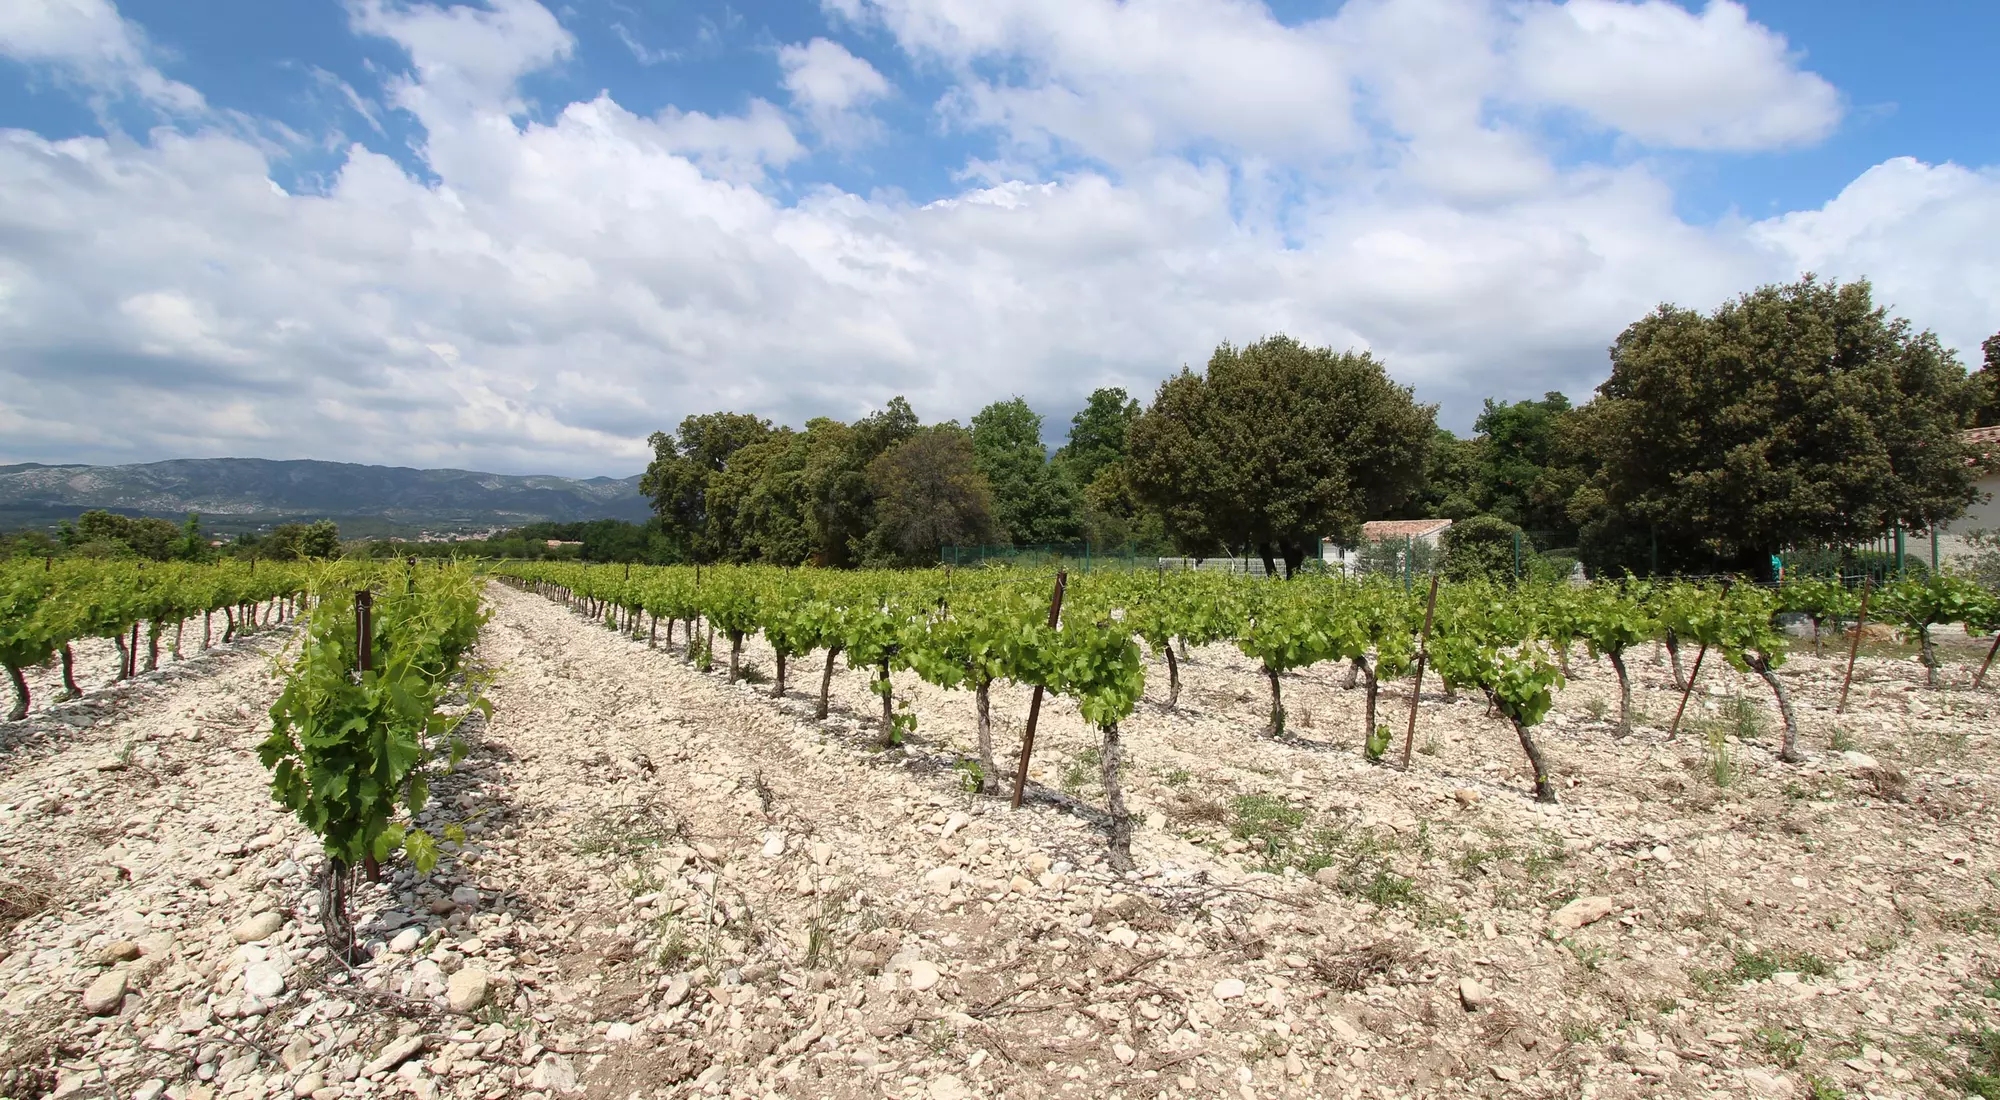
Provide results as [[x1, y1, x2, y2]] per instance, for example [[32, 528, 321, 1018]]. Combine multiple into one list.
[[447, 967, 490, 1013], [389, 927, 423, 953], [929, 1074, 972, 1100], [907, 961, 941, 992], [96, 940, 142, 965], [1457, 978, 1491, 1010], [450, 886, 480, 906], [1549, 895, 1618, 932], [1112, 1042, 1136, 1065], [231, 912, 284, 944], [363, 1034, 426, 1076], [1213, 978, 1246, 1000], [244, 963, 286, 1000], [81, 971, 127, 1015]]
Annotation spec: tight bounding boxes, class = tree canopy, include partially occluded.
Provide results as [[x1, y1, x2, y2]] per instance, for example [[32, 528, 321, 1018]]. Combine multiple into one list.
[[1125, 335, 1436, 576], [1570, 275, 1979, 574]]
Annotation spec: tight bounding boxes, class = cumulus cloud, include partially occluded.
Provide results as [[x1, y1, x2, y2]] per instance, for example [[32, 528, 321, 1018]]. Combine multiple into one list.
[[1511, 0, 1842, 150], [0, 0, 1991, 478], [778, 37, 890, 143], [0, 0, 203, 112]]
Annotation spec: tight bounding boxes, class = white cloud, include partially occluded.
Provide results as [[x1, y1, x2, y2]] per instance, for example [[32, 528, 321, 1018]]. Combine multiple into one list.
[[1511, 0, 1842, 150], [0, 0, 203, 111], [778, 37, 891, 145], [847, 0, 1359, 165], [0, 0, 1992, 479]]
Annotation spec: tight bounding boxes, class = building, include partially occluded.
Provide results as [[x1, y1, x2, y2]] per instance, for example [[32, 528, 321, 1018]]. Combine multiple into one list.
[[1321, 518, 1453, 573], [1937, 426, 2000, 565]]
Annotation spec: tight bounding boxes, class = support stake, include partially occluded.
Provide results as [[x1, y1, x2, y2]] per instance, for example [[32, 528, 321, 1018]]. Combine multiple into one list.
[[1011, 570, 1069, 809], [1837, 579, 1873, 714], [1667, 643, 1707, 738], [1399, 571, 1440, 771]]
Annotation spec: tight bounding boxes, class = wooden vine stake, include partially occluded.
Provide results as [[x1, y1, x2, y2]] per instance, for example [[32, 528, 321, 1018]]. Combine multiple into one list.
[[1010, 570, 1069, 809], [355, 590, 374, 673], [1975, 632, 2000, 691], [1666, 643, 1706, 738], [1837, 578, 1873, 713], [1399, 571, 1440, 771]]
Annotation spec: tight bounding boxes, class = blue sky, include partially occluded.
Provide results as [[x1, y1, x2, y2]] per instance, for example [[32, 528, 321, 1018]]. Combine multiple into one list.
[[1, 0, 1996, 475]]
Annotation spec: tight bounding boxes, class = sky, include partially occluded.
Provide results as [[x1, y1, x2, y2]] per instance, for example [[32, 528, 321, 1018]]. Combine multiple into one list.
[[0, 0, 1995, 478]]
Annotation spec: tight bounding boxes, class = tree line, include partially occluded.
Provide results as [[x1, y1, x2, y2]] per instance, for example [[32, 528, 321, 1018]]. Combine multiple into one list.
[[633, 276, 1997, 579]]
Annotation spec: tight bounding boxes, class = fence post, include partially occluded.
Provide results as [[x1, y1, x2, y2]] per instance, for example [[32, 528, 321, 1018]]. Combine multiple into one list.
[[1931, 528, 1938, 573], [1011, 570, 1069, 810], [1894, 525, 1905, 576]]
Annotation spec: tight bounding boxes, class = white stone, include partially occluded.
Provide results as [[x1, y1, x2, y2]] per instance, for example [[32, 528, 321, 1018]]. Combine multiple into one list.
[[1458, 978, 1491, 1010], [907, 961, 941, 992], [132, 1081, 166, 1100], [528, 1054, 576, 1091], [389, 928, 422, 954], [82, 970, 127, 1015], [450, 886, 479, 907], [1112, 1042, 1136, 1065], [447, 968, 489, 1013], [1550, 896, 1618, 932], [244, 963, 286, 1000], [1212, 978, 1246, 1000], [928, 1074, 972, 1100], [762, 832, 786, 858], [922, 866, 962, 894], [1841, 750, 1879, 770], [231, 912, 284, 944], [940, 813, 971, 840]]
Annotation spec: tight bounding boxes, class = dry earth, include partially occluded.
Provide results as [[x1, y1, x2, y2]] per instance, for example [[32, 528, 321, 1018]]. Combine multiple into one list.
[[3, 581, 1999, 1100]]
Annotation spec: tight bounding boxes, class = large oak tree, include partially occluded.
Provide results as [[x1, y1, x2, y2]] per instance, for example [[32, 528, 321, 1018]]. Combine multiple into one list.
[[1572, 276, 1980, 575], [1126, 335, 1436, 576]]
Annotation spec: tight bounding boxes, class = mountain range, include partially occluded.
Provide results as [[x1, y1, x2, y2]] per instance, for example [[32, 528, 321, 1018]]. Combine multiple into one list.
[[0, 458, 651, 538]]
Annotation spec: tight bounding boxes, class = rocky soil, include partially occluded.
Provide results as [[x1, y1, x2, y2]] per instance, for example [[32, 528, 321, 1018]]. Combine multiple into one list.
[[3, 581, 1999, 1100]]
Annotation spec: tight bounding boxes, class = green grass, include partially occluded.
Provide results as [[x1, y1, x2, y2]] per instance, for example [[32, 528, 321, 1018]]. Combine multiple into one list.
[[1804, 1076, 1847, 1100], [1753, 1024, 1804, 1068], [1695, 947, 1832, 993], [1940, 907, 2000, 935], [1958, 1028, 2000, 1098], [1060, 747, 1102, 796]]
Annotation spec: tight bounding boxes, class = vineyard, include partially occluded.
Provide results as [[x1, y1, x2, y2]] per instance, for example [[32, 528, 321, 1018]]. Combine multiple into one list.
[[3, 560, 2000, 1099]]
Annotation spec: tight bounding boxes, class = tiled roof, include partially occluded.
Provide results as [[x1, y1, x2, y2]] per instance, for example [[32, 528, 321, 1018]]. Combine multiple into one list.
[[1357, 519, 1454, 539], [1967, 426, 2000, 467]]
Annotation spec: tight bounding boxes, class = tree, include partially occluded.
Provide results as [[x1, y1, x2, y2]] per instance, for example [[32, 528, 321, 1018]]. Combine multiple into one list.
[[1973, 332, 2000, 428], [1475, 392, 1579, 539], [970, 397, 1083, 546], [1440, 514, 1523, 581], [640, 412, 774, 562], [800, 401, 919, 567], [1574, 276, 1980, 576], [705, 429, 815, 565], [865, 426, 999, 564], [1400, 428, 1484, 521], [1054, 388, 1141, 488], [1126, 335, 1437, 576]]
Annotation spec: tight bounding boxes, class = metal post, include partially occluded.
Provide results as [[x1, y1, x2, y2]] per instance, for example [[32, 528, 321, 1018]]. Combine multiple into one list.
[[1931, 528, 1939, 573], [1895, 525, 1905, 576]]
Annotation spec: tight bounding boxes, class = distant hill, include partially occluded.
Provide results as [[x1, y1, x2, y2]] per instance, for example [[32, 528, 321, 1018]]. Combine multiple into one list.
[[0, 458, 651, 537]]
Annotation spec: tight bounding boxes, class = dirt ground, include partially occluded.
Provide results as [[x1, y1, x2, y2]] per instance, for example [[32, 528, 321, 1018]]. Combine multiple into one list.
[[4, 581, 1999, 1100]]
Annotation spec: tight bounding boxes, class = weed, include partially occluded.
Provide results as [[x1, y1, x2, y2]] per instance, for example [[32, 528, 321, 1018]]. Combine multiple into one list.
[[1456, 843, 1515, 876], [1803, 1077, 1846, 1100], [1230, 793, 1306, 846], [920, 1020, 959, 1054], [1243, 1032, 1289, 1060], [736, 663, 769, 685], [1959, 1028, 2000, 1098], [573, 803, 683, 860], [953, 759, 985, 794], [1941, 908, 2000, 935], [1560, 938, 1607, 971], [1753, 1024, 1804, 1068], [1522, 830, 1569, 878], [1729, 947, 1830, 983], [1718, 693, 1764, 740], [1703, 720, 1736, 788], [1163, 768, 1192, 788], [1829, 725, 1857, 752], [1418, 735, 1441, 757], [1060, 747, 1103, 796], [1582, 695, 1608, 721], [652, 917, 696, 970], [1560, 1020, 1603, 1044]]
